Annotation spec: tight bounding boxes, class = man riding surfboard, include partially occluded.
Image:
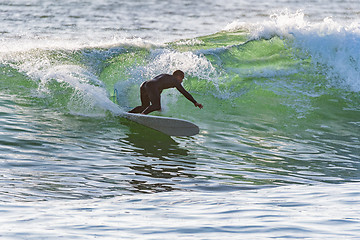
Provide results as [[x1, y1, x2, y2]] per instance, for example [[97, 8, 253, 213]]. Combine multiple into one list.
[[129, 70, 203, 115]]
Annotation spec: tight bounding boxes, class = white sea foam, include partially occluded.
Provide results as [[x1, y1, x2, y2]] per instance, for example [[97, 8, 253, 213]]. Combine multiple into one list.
[[224, 10, 360, 92], [2, 46, 124, 116], [0, 36, 155, 55]]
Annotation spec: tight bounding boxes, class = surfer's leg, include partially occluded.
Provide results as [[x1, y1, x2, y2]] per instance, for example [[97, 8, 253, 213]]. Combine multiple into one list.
[[128, 83, 150, 113], [142, 87, 161, 114]]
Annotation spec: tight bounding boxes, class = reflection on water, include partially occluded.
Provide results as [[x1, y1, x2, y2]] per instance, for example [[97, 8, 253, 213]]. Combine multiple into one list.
[[121, 120, 190, 158], [119, 120, 198, 193]]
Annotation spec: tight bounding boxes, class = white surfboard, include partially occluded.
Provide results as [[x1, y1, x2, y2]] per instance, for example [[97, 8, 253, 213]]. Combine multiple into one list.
[[121, 112, 199, 136]]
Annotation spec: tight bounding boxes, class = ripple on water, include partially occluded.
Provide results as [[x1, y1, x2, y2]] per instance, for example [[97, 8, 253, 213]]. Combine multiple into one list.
[[0, 183, 359, 239]]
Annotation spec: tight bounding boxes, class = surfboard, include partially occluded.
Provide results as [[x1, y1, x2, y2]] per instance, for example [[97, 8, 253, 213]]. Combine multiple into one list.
[[121, 112, 199, 136]]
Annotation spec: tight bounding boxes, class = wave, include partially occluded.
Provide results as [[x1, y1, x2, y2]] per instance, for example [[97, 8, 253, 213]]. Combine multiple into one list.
[[1, 11, 359, 122], [224, 10, 360, 92]]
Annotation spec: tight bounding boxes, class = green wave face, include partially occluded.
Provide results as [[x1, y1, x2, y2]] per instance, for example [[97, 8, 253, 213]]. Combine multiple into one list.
[[1, 29, 359, 138], [101, 31, 359, 137]]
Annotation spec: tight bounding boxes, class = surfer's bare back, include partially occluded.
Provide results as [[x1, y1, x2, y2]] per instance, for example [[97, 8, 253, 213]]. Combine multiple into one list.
[[129, 70, 203, 115]]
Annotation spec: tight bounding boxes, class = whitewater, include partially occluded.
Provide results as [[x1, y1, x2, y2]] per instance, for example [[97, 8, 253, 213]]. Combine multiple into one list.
[[1, 0, 360, 239]]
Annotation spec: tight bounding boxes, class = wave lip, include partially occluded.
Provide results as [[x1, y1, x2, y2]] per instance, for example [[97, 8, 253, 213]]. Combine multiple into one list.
[[224, 10, 360, 92]]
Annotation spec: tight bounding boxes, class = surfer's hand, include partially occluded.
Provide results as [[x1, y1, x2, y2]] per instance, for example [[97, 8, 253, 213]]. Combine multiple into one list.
[[195, 102, 203, 109]]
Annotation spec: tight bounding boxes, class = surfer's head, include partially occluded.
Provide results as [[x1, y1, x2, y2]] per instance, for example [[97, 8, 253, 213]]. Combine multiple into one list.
[[173, 70, 185, 83]]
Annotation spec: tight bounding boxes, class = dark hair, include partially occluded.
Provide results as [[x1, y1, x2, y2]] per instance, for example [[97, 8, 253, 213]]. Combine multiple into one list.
[[173, 70, 184, 78]]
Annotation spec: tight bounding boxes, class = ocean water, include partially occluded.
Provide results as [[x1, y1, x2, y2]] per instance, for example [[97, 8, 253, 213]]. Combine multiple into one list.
[[1, 0, 360, 239]]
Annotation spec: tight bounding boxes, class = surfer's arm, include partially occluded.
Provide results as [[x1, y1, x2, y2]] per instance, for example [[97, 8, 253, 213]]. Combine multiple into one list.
[[176, 85, 203, 109]]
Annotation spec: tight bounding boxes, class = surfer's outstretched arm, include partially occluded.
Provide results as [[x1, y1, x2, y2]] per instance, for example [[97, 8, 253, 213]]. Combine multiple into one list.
[[175, 85, 203, 109]]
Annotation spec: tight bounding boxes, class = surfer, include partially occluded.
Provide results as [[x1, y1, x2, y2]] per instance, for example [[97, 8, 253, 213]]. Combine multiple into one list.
[[129, 70, 203, 115]]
